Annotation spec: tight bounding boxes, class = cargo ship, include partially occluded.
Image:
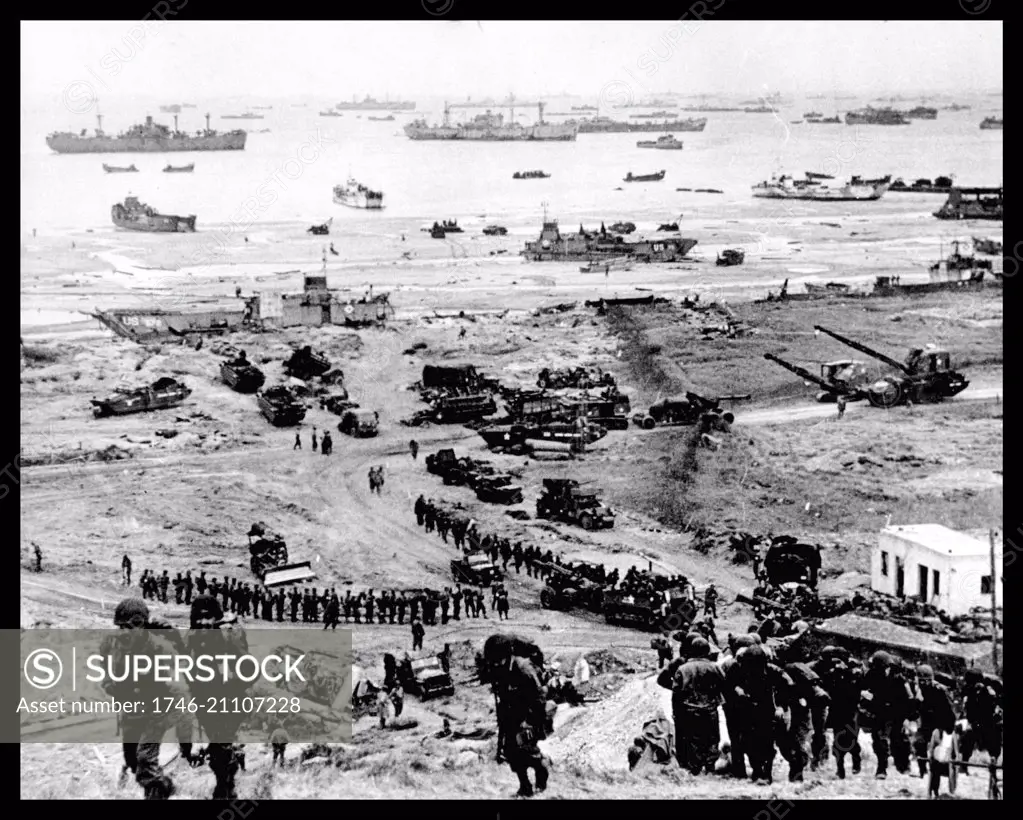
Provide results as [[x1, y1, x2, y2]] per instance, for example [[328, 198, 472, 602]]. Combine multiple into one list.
[[752, 173, 892, 201], [933, 187, 1002, 221], [111, 196, 196, 232], [337, 95, 415, 111], [636, 135, 683, 149], [333, 178, 384, 209], [46, 113, 246, 153], [521, 213, 697, 263], [404, 103, 576, 141], [844, 107, 910, 125], [980, 117, 1003, 130], [904, 106, 938, 119], [571, 116, 706, 133]]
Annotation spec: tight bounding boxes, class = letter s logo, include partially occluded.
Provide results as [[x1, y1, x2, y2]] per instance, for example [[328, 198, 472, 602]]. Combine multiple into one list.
[[24, 649, 63, 689]]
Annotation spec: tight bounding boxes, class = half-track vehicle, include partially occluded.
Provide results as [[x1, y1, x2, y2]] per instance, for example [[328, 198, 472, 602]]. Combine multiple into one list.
[[257, 385, 307, 426], [91, 377, 192, 418], [603, 586, 696, 631]]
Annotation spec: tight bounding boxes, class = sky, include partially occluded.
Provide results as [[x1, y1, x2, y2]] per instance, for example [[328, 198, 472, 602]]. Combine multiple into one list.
[[21, 20, 1002, 103]]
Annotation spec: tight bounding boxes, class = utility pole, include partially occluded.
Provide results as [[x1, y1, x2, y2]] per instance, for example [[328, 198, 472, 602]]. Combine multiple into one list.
[[989, 528, 999, 674]]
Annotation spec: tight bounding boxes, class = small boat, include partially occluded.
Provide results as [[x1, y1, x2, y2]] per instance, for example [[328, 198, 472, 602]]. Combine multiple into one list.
[[806, 116, 841, 124], [428, 219, 463, 238], [103, 164, 138, 173], [163, 163, 194, 173], [623, 170, 666, 182], [367, 115, 395, 121], [972, 237, 1002, 255], [716, 249, 745, 266], [979, 117, 1003, 130], [513, 170, 551, 179], [636, 135, 683, 149], [803, 111, 823, 118], [482, 225, 508, 236]]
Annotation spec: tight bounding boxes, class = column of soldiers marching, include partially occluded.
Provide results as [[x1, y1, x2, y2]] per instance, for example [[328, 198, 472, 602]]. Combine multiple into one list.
[[131, 563, 509, 632], [655, 632, 1002, 790]]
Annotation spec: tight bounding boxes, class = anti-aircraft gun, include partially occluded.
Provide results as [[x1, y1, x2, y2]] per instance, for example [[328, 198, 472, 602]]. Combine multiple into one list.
[[763, 353, 869, 403], [812, 325, 969, 408]]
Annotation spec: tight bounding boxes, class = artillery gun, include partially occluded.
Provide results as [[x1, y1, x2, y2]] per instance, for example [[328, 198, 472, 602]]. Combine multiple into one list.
[[632, 391, 750, 429], [535, 478, 615, 530], [813, 325, 969, 408], [90, 377, 192, 418], [763, 353, 869, 403], [283, 345, 332, 381]]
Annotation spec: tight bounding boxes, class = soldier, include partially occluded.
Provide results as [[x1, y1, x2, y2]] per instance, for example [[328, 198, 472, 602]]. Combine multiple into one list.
[[396, 591, 407, 624], [409, 439, 419, 460], [484, 637, 550, 797], [294, 432, 302, 450], [263, 588, 275, 621], [411, 617, 425, 651], [321, 431, 333, 456], [491, 582, 501, 611], [275, 588, 285, 622], [365, 590, 375, 624], [912, 664, 956, 778], [185, 594, 250, 799], [343, 591, 353, 623], [464, 588, 476, 618], [196, 571, 208, 596], [122, 554, 132, 586], [311, 427, 318, 453], [652, 635, 674, 669], [731, 643, 783, 785], [704, 584, 718, 618], [476, 587, 488, 619], [440, 590, 450, 625], [959, 668, 1002, 769], [377, 591, 389, 624], [452, 585, 463, 620], [324, 594, 340, 630], [861, 651, 913, 779], [33, 543, 43, 572], [183, 570, 194, 605], [101, 598, 182, 799], [173, 573, 184, 605], [813, 646, 863, 778], [354, 592, 365, 624], [497, 591, 510, 620], [424, 501, 436, 533], [836, 395, 847, 419], [437, 512, 449, 544], [501, 541, 513, 571], [669, 637, 724, 775], [270, 723, 289, 768], [415, 494, 427, 527], [386, 590, 397, 624], [780, 662, 830, 782], [512, 543, 524, 574]]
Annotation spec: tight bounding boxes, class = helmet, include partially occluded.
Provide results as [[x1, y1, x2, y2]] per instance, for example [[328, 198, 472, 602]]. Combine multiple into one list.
[[870, 651, 895, 669], [917, 664, 935, 680], [687, 636, 711, 659], [190, 594, 224, 627], [114, 598, 149, 627]]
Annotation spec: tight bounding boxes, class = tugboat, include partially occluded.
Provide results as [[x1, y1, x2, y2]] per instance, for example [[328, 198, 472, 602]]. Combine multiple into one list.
[[91, 377, 192, 417], [623, 170, 666, 182], [103, 164, 138, 173], [636, 135, 683, 149], [513, 170, 551, 179], [333, 178, 384, 209], [111, 196, 197, 232], [162, 163, 194, 173]]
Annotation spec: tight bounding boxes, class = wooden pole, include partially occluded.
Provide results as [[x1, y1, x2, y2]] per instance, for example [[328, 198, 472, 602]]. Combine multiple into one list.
[[989, 529, 999, 675]]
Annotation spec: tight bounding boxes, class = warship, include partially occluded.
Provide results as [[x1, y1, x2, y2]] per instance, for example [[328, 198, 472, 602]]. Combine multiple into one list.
[[337, 95, 415, 111], [522, 212, 697, 263], [46, 113, 246, 153], [844, 106, 910, 125], [404, 102, 576, 141], [752, 173, 892, 201], [572, 116, 706, 133], [333, 178, 384, 209], [111, 196, 196, 232]]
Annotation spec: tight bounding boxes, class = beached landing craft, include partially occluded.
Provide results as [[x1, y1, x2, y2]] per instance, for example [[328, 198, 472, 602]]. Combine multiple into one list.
[[751, 173, 892, 201], [111, 196, 196, 232], [522, 212, 697, 263], [333, 178, 384, 209]]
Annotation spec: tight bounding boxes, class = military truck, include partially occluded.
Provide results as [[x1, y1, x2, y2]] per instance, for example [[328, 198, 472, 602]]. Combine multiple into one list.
[[632, 392, 750, 429], [283, 346, 332, 381], [603, 587, 697, 631], [91, 377, 192, 418], [425, 449, 494, 486], [474, 474, 524, 505], [397, 652, 455, 700], [451, 550, 503, 586], [220, 352, 265, 394], [247, 522, 290, 580], [257, 385, 307, 426], [537, 367, 615, 390], [406, 394, 498, 426], [535, 478, 615, 530], [539, 563, 605, 613], [339, 408, 379, 437]]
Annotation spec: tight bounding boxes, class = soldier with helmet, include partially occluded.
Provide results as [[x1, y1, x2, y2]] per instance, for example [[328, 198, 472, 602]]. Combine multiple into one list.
[[99, 598, 186, 799], [185, 594, 250, 799], [912, 664, 956, 779]]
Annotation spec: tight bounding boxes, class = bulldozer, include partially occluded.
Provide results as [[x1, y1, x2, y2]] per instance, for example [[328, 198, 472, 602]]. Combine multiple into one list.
[[812, 325, 969, 408], [535, 478, 615, 530], [763, 353, 870, 403], [632, 391, 750, 429], [246, 522, 290, 580]]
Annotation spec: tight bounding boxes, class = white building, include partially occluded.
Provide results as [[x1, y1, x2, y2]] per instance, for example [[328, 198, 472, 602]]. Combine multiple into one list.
[[871, 524, 1001, 617]]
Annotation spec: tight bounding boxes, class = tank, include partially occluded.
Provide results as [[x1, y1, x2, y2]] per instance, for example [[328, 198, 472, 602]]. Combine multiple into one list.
[[91, 377, 191, 417], [220, 353, 265, 393], [257, 385, 307, 426], [283, 346, 332, 381]]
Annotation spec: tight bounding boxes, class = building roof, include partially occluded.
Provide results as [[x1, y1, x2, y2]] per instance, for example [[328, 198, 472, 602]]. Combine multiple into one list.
[[881, 524, 990, 557]]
